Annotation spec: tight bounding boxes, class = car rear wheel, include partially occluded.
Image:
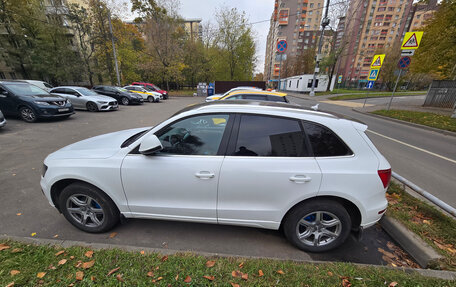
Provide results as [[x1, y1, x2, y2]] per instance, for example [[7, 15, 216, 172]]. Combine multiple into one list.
[[147, 96, 154, 103], [121, 97, 130, 105], [283, 199, 351, 252], [154, 98, 160, 103], [19, 106, 37, 123], [86, 102, 98, 112], [59, 182, 120, 233]]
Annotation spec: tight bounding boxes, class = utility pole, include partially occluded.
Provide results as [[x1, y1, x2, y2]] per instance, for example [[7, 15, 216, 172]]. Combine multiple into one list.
[[309, 0, 331, 96], [107, 11, 121, 86]]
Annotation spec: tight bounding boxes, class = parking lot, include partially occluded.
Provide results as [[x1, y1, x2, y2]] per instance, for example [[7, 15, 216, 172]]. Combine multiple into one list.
[[0, 96, 411, 265]]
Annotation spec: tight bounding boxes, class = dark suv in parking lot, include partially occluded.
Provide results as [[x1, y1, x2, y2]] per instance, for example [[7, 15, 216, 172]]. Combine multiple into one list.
[[0, 81, 74, 123], [93, 85, 144, 105]]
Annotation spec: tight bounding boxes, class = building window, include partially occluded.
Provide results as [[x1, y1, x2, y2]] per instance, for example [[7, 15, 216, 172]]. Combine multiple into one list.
[[310, 3, 314, 8], [279, 9, 289, 24]]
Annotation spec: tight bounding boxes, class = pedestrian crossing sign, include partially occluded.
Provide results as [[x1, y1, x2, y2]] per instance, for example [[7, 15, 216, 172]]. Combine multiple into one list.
[[370, 54, 385, 68], [368, 68, 380, 81], [401, 31, 423, 50]]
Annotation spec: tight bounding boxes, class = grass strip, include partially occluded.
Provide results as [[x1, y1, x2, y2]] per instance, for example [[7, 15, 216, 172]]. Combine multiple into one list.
[[386, 182, 456, 270], [371, 110, 456, 132], [169, 89, 197, 97], [328, 92, 424, 101], [0, 239, 452, 286]]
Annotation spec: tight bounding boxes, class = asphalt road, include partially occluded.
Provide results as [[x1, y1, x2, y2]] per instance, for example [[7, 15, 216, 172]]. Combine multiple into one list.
[[0, 96, 404, 266], [288, 94, 456, 207]]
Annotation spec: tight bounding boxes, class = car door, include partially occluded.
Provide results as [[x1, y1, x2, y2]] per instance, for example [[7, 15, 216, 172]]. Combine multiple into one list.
[[0, 86, 17, 116], [121, 113, 233, 223], [66, 88, 85, 109], [217, 114, 322, 229]]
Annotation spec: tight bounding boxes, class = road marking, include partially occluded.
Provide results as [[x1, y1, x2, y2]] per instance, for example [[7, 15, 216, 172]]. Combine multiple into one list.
[[367, 130, 456, 164], [320, 100, 374, 108]]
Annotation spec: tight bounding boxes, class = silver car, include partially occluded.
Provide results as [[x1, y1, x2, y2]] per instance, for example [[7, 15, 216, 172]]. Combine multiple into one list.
[[0, 110, 6, 128], [50, 86, 118, 112]]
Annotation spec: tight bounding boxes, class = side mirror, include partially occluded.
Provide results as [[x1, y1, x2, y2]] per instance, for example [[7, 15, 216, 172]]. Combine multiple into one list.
[[0, 90, 8, 97], [139, 134, 163, 155]]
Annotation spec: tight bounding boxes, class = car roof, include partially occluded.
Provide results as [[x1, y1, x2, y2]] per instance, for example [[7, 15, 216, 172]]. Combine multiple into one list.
[[52, 86, 87, 89], [226, 90, 287, 97]]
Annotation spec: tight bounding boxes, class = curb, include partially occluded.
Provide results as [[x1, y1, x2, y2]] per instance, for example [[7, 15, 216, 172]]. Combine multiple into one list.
[[380, 215, 444, 269], [1, 234, 456, 280], [352, 108, 456, 137]]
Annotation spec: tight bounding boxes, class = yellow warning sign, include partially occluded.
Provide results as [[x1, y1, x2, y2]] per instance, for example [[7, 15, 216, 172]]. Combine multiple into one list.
[[370, 54, 385, 68], [401, 31, 423, 50]]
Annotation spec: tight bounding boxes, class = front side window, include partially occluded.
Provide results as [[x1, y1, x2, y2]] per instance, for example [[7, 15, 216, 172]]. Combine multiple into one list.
[[156, 114, 230, 156], [302, 121, 353, 157], [225, 95, 243, 100], [75, 88, 98, 96], [233, 115, 308, 157]]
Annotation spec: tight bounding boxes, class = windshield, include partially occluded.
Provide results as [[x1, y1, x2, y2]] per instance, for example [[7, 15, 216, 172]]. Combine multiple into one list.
[[143, 86, 155, 92], [4, 83, 49, 97], [115, 87, 129, 93], [75, 87, 99, 97], [152, 84, 161, 90]]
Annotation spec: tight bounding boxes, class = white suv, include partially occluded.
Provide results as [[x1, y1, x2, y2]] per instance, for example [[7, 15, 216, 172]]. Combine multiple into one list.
[[40, 101, 391, 252]]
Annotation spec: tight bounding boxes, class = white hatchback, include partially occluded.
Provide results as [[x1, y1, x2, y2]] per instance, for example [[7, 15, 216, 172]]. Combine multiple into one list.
[[40, 101, 391, 252]]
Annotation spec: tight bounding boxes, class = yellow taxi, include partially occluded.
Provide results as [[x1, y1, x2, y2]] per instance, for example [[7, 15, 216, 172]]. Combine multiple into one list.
[[123, 85, 161, 103], [217, 90, 289, 103]]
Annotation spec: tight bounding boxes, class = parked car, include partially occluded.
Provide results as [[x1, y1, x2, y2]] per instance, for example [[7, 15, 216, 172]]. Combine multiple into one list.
[[21, 80, 54, 92], [92, 85, 143, 105], [218, 90, 289, 103], [0, 81, 74, 123], [50, 86, 118, 112], [206, 86, 262, 102], [40, 100, 391, 252], [0, 109, 6, 128], [141, 86, 163, 100], [123, 86, 160, 103], [132, 82, 168, 99]]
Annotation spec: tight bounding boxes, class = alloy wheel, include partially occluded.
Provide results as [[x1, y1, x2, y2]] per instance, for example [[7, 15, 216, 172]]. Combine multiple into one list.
[[121, 97, 129, 105], [20, 108, 36, 122], [66, 194, 105, 228], [295, 211, 342, 247]]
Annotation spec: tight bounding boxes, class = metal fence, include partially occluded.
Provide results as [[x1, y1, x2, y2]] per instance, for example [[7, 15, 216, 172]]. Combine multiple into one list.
[[423, 80, 456, 108]]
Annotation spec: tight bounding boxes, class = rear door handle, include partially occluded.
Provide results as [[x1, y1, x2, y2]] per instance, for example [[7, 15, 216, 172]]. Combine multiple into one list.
[[289, 175, 312, 183], [195, 171, 215, 179]]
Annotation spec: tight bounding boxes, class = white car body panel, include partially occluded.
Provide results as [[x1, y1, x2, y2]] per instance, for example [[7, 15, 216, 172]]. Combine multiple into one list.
[[50, 87, 118, 111], [41, 102, 390, 232]]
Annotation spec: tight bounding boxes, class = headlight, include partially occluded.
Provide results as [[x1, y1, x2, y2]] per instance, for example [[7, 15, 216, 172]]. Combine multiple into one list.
[[66, 99, 71, 104], [35, 101, 50, 105], [97, 101, 107, 104]]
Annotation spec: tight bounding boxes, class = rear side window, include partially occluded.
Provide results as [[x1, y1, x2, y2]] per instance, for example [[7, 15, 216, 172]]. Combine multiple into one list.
[[302, 121, 353, 157], [243, 94, 268, 101], [267, 95, 287, 102], [233, 115, 309, 157]]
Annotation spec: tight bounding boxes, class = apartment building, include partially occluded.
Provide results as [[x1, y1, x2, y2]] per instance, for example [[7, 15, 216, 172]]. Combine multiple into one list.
[[336, 0, 415, 83], [408, 0, 438, 32], [264, 0, 325, 82], [183, 18, 202, 41]]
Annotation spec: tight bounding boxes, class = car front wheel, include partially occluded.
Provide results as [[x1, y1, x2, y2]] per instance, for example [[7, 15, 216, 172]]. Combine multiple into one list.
[[19, 106, 37, 123], [86, 102, 98, 112], [147, 96, 154, 103], [283, 199, 351, 252], [121, 97, 130, 105], [59, 182, 120, 233]]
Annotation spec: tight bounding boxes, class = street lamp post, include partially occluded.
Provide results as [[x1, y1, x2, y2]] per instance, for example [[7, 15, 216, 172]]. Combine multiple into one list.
[[107, 10, 121, 86], [309, 0, 331, 97]]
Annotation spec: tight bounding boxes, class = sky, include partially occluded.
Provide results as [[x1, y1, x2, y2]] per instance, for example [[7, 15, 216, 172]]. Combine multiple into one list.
[[179, 0, 275, 75]]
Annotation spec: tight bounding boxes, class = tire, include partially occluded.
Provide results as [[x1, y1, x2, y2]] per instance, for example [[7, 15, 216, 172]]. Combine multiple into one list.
[[19, 106, 37, 123], [86, 102, 98, 112], [59, 182, 120, 233], [147, 96, 154, 103], [121, 97, 130, 105], [154, 98, 160, 103], [283, 199, 351, 252]]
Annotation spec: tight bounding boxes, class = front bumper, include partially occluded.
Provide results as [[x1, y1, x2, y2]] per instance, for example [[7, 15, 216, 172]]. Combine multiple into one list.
[[0, 117, 6, 127], [36, 105, 75, 119], [99, 104, 119, 111]]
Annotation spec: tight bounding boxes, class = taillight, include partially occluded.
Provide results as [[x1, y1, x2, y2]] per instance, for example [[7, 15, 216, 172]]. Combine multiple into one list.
[[378, 168, 391, 188]]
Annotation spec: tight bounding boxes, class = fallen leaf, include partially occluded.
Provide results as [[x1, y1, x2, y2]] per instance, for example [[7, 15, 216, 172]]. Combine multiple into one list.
[[10, 270, 20, 276], [161, 255, 168, 262], [147, 271, 154, 277], [53, 234, 59, 238], [58, 259, 67, 265], [90, 276, 96, 281], [75, 271, 84, 281], [11, 248, 22, 253], [156, 276, 163, 281], [55, 250, 64, 256], [258, 269, 264, 277], [116, 274, 124, 282], [238, 262, 244, 268], [82, 260, 95, 269], [16, 213, 21, 216], [84, 250, 94, 258], [184, 275, 192, 283], [277, 270, 285, 274], [31, 233, 36, 237], [231, 283, 240, 287], [37, 272, 46, 278], [205, 260, 216, 268], [423, 219, 431, 225], [241, 273, 248, 280], [5, 282, 14, 287], [140, 250, 145, 255], [175, 274, 179, 281], [107, 267, 120, 276], [342, 278, 351, 287], [69, 256, 75, 260], [48, 264, 56, 270], [75, 261, 82, 268], [327, 271, 333, 276], [109, 232, 117, 238], [0, 243, 11, 251], [203, 275, 215, 281], [231, 270, 241, 278], [389, 282, 398, 287]]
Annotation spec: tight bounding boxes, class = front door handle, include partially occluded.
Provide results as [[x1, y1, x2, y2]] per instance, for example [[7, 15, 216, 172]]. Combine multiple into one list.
[[195, 171, 215, 179], [289, 175, 312, 183]]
